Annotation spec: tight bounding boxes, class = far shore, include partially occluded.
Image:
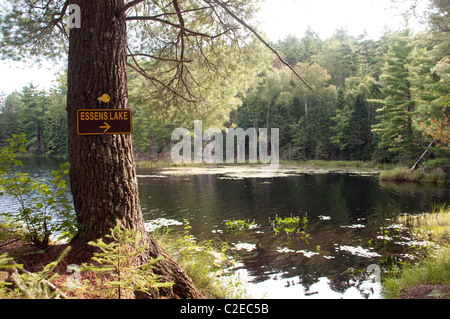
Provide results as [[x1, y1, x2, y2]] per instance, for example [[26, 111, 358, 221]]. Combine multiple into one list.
[[135, 160, 383, 179], [135, 159, 449, 184]]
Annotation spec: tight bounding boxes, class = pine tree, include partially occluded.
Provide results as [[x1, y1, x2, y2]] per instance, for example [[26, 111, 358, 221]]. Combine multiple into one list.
[[82, 223, 173, 299], [371, 29, 420, 163], [18, 84, 49, 154], [320, 29, 358, 87], [0, 91, 21, 147]]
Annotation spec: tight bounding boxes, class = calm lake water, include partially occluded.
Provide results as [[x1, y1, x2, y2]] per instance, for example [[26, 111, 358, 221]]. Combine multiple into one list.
[[137, 166, 449, 299], [1, 158, 449, 299]]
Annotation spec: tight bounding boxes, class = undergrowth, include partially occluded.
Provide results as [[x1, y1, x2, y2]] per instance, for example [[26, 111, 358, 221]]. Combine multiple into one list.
[[1, 220, 248, 299], [382, 205, 450, 299], [379, 167, 449, 184], [151, 221, 249, 299]]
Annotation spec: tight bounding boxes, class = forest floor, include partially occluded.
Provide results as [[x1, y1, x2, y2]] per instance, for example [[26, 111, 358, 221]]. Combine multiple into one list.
[[0, 233, 108, 299], [398, 285, 450, 299]]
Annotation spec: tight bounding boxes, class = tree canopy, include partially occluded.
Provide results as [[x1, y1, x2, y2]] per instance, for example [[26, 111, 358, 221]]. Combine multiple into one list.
[[1, 0, 449, 166]]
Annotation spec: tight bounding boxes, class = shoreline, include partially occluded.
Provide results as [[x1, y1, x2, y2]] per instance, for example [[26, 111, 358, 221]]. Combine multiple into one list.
[[136, 162, 382, 180], [382, 206, 450, 299], [136, 159, 450, 184]]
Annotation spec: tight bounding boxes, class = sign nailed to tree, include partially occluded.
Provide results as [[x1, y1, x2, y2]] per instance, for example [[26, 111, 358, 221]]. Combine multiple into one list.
[[77, 109, 132, 135]]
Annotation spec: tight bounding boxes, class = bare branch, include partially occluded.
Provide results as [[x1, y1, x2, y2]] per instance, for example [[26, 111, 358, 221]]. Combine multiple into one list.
[[127, 58, 197, 103], [127, 53, 193, 63], [50, 0, 70, 25], [172, 0, 186, 66], [118, 0, 145, 15], [126, 15, 234, 39]]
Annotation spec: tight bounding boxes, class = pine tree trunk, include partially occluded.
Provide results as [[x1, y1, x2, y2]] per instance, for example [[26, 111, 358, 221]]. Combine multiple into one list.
[[66, 0, 204, 299]]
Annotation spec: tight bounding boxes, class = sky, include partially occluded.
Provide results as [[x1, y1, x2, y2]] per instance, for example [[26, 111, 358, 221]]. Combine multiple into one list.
[[0, 0, 428, 96], [257, 0, 425, 42]]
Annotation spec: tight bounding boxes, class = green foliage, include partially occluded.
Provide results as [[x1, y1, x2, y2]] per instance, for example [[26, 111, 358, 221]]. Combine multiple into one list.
[[0, 0, 68, 62], [330, 104, 354, 152], [0, 253, 19, 297], [274, 28, 322, 65], [370, 30, 418, 162], [153, 221, 247, 299], [126, 0, 269, 129], [81, 223, 173, 299], [18, 84, 49, 154], [0, 91, 21, 148], [0, 81, 68, 155], [1, 1, 448, 168], [383, 205, 450, 299], [43, 80, 68, 156], [0, 135, 77, 249], [231, 27, 386, 162], [379, 166, 449, 184], [370, 27, 448, 165], [225, 219, 255, 235], [0, 216, 24, 242], [271, 215, 309, 242], [232, 14, 448, 165]]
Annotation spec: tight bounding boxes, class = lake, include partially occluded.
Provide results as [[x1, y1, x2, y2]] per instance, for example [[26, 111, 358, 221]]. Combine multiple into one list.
[[138, 166, 449, 299], [1, 158, 449, 299]]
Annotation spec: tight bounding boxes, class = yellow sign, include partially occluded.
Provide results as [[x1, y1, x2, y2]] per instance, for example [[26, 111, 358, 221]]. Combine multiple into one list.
[[98, 94, 111, 103], [77, 109, 132, 135]]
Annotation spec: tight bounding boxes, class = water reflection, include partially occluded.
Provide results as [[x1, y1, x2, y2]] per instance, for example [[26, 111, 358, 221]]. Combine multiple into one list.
[[1, 161, 449, 299], [137, 167, 449, 299]]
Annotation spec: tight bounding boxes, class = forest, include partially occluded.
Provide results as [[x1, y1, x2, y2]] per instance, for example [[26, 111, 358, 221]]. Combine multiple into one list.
[[0, 0, 449, 302], [0, 0, 448, 168]]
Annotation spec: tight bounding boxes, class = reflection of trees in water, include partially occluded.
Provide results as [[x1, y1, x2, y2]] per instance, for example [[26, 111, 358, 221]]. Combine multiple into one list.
[[136, 170, 449, 298]]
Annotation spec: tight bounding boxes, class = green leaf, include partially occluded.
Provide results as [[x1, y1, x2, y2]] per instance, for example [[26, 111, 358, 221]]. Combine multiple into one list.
[[56, 180, 66, 189]]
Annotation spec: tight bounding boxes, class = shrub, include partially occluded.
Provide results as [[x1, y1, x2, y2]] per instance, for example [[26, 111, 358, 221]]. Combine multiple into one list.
[[0, 135, 77, 249]]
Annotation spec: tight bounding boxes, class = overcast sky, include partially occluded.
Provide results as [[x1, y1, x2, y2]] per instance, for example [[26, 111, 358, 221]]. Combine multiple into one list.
[[0, 0, 428, 95], [257, 0, 426, 41]]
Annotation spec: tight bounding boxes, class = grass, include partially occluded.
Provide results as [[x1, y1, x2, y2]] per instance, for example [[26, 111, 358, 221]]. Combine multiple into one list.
[[382, 205, 450, 299], [379, 167, 449, 184], [151, 223, 249, 299], [302, 160, 378, 169], [136, 158, 388, 171]]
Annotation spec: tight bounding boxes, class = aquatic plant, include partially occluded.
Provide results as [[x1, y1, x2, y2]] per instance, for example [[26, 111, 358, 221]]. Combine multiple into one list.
[[225, 219, 255, 235], [271, 215, 309, 243]]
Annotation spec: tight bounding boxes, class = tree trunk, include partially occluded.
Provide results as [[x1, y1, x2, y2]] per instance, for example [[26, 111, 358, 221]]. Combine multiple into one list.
[[66, 0, 204, 299], [409, 140, 435, 175]]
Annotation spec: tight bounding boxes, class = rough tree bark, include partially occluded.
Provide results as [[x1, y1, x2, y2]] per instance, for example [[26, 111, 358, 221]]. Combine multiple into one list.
[[66, 0, 204, 299]]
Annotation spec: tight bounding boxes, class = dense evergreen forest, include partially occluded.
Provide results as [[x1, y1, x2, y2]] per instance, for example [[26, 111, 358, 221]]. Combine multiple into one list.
[[0, 0, 448, 167]]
